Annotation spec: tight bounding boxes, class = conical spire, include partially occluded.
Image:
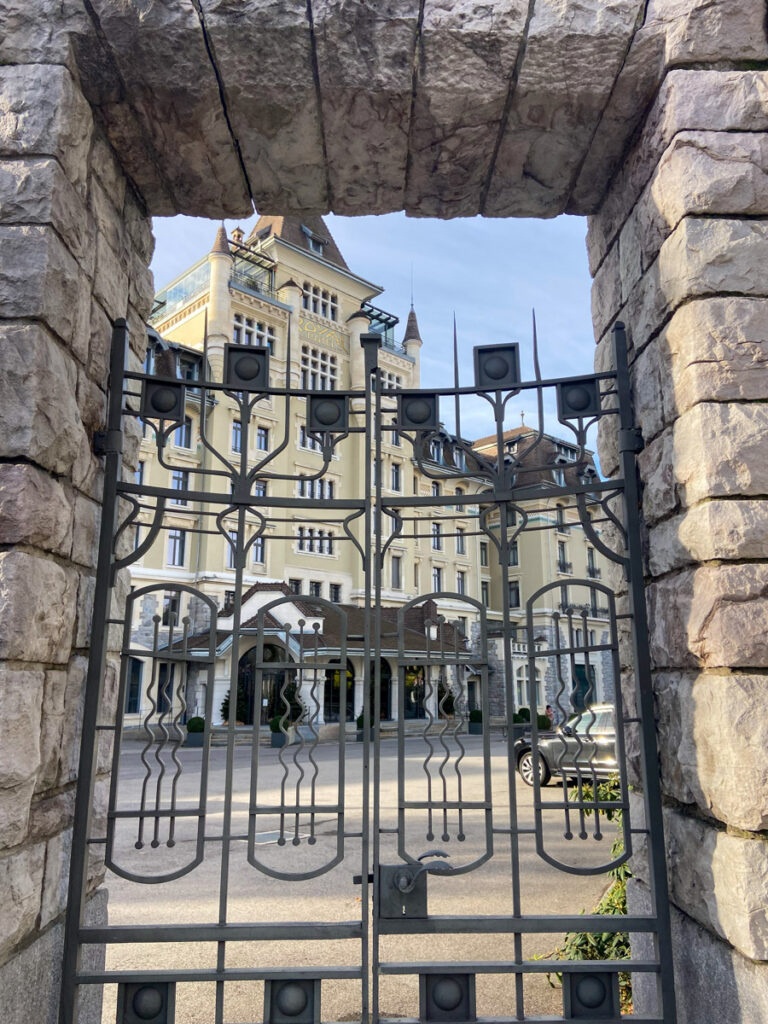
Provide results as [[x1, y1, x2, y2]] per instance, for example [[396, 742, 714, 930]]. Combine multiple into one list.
[[403, 307, 422, 344], [210, 223, 231, 256]]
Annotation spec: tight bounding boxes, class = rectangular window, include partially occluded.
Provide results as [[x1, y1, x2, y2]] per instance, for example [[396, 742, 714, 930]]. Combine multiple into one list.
[[432, 566, 442, 592], [589, 629, 596, 646], [227, 529, 238, 569], [297, 527, 306, 552], [431, 523, 442, 550], [256, 426, 269, 451], [232, 420, 242, 453], [309, 580, 322, 597], [299, 425, 321, 451], [252, 535, 266, 563], [253, 480, 267, 499], [300, 345, 338, 391], [330, 583, 342, 603], [457, 571, 466, 595], [162, 591, 180, 626], [135, 461, 144, 486], [414, 563, 419, 589], [432, 481, 441, 497], [561, 584, 569, 611], [480, 542, 488, 567], [223, 590, 235, 614], [167, 529, 185, 566], [289, 579, 302, 594], [392, 555, 402, 590], [391, 463, 401, 492], [174, 417, 192, 449], [125, 658, 143, 714], [456, 528, 466, 555], [170, 468, 189, 505], [508, 580, 521, 608], [457, 616, 467, 638], [391, 428, 401, 447], [481, 581, 490, 607], [509, 540, 519, 566]]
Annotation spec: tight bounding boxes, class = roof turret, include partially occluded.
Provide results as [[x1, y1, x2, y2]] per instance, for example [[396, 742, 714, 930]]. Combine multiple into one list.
[[403, 307, 422, 345], [210, 223, 232, 256]]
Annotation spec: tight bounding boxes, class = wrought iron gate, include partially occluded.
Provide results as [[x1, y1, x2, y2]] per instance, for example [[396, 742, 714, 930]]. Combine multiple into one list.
[[60, 318, 676, 1023]]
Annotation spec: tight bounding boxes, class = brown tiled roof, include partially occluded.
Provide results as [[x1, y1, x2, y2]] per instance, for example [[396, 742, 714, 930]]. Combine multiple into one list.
[[472, 425, 529, 451], [403, 307, 421, 343], [240, 581, 319, 616], [210, 223, 232, 256], [246, 214, 349, 270]]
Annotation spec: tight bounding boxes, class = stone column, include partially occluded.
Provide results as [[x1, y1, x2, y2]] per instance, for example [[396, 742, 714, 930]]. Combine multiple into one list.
[[0, 49, 154, 1024], [206, 225, 234, 381], [588, 64, 768, 1021]]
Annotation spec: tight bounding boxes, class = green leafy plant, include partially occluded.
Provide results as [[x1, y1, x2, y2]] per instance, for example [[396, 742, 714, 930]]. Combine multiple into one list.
[[517, 706, 531, 722], [356, 713, 365, 730], [185, 716, 205, 733], [512, 712, 525, 724], [220, 685, 248, 724], [543, 774, 633, 1012], [536, 713, 552, 730], [269, 714, 285, 734], [469, 708, 482, 723]]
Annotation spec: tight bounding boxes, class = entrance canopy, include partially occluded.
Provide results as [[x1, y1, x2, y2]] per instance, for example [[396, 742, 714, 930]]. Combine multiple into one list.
[[53, 0, 704, 219]]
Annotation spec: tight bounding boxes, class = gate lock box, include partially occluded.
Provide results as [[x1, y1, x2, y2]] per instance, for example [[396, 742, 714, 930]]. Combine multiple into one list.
[[379, 852, 452, 919]]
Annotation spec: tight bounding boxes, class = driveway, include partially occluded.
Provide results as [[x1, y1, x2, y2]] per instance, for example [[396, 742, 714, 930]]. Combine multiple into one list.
[[101, 735, 613, 1021]]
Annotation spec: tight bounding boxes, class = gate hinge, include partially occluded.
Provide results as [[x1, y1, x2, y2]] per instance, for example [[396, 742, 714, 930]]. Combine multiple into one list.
[[353, 873, 374, 885], [618, 427, 643, 454], [93, 429, 124, 456]]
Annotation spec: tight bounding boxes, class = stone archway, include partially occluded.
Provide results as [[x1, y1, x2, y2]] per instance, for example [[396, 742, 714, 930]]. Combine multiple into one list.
[[3, 5, 768, 1021]]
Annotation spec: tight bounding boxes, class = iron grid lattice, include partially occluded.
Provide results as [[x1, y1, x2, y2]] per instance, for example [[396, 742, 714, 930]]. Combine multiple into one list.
[[60, 320, 676, 1024]]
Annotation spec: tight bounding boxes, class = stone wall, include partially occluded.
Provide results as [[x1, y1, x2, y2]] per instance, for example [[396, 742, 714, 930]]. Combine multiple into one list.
[[0, 42, 154, 1021], [588, 54, 768, 1023]]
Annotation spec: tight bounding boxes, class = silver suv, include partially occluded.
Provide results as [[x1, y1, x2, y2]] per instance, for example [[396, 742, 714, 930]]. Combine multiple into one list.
[[514, 703, 618, 787]]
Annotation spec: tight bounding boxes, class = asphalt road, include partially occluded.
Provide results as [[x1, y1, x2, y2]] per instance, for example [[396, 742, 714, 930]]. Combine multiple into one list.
[[100, 735, 613, 1022]]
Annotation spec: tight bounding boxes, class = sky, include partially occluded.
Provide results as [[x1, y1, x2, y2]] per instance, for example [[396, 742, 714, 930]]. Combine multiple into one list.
[[150, 212, 596, 448]]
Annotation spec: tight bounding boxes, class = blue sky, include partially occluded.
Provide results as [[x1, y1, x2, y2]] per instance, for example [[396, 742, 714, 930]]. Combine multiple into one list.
[[150, 213, 596, 445]]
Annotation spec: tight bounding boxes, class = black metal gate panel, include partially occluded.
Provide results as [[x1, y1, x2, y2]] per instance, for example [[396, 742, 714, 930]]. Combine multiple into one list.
[[60, 319, 676, 1023]]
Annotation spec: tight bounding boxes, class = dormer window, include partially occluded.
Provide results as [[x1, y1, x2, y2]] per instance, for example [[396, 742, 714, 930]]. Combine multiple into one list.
[[301, 224, 328, 257]]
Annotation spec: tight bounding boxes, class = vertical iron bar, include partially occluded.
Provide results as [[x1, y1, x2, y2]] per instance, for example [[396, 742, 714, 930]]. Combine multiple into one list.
[[613, 321, 677, 1022], [214, 388, 249, 1023], [371, 344, 384, 1023], [494, 395, 525, 1021], [59, 319, 129, 1024]]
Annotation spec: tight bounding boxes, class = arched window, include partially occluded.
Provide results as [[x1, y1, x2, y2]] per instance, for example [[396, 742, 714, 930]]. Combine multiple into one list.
[[515, 664, 543, 711]]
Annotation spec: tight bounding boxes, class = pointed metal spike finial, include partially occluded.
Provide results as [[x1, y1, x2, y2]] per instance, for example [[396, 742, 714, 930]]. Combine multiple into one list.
[[532, 308, 542, 382], [410, 263, 414, 309], [453, 314, 461, 441]]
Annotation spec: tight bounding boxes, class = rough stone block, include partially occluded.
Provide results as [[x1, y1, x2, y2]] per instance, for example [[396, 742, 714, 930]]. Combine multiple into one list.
[[0, 888, 107, 1020], [645, 0, 768, 66], [673, 402, 768, 506], [588, 70, 768, 271], [85, 0, 250, 216], [311, 0, 419, 215], [40, 827, 73, 929], [0, 463, 73, 557], [59, 656, 87, 785], [598, 216, 768, 350], [0, 64, 92, 192], [630, 877, 768, 1024], [0, 0, 90, 67], [92, 229, 129, 322], [662, 297, 768, 413], [648, 564, 768, 670], [637, 428, 676, 523], [37, 669, 68, 794], [485, 0, 645, 217], [71, 491, 101, 570], [0, 551, 78, 664], [649, 500, 768, 576], [661, 809, 768, 961], [0, 225, 90, 351], [405, 0, 527, 217], [655, 670, 768, 832], [0, 157, 93, 281], [0, 667, 45, 848], [0, 842, 45, 963], [0, 322, 85, 476], [122, 186, 154, 267]]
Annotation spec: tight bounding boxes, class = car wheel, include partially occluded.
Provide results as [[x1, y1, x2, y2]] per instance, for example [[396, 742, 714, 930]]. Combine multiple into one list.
[[518, 750, 551, 787]]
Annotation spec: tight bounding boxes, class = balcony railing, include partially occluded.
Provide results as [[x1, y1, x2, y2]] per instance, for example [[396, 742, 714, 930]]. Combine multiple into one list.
[[587, 565, 602, 579], [557, 561, 573, 574], [556, 523, 570, 533]]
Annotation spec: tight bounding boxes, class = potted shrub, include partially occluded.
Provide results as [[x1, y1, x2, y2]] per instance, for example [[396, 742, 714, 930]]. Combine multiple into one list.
[[517, 706, 531, 722], [536, 713, 553, 731], [270, 714, 287, 748], [184, 716, 205, 747], [468, 708, 483, 735], [356, 713, 374, 742]]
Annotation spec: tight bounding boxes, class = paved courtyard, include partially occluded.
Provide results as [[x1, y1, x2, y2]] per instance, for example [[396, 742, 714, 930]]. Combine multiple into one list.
[[100, 735, 613, 1022]]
